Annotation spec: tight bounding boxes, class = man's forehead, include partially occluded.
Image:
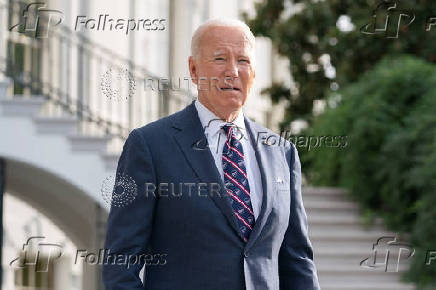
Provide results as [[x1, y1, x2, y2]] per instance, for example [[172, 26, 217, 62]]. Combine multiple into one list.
[[201, 27, 251, 45], [212, 45, 251, 55]]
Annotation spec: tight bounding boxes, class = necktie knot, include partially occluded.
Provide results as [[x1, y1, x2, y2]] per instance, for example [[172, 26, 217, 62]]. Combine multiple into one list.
[[221, 124, 234, 136]]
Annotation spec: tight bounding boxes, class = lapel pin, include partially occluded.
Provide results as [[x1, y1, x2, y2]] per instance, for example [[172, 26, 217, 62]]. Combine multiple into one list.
[[263, 139, 274, 146]]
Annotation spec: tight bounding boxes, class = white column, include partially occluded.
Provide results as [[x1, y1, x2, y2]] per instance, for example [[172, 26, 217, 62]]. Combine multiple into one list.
[[54, 256, 73, 290], [0, 1, 7, 76], [169, 0, 192, 83]]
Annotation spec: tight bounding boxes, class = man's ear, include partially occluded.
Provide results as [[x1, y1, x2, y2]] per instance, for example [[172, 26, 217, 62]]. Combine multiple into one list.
[[188, 56, 198, 85]]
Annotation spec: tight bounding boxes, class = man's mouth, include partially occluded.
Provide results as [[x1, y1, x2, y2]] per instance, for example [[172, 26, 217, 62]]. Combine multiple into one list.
[[220, 87, 241, 91]]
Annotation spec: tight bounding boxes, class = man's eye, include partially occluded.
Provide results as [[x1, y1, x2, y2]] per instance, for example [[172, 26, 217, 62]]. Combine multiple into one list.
[[238, 59, 249, 63], [215, 57, 225, 61]]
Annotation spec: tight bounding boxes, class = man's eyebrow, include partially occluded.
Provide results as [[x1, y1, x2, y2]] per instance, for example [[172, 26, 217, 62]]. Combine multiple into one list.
[[213, 51, 226, 56]]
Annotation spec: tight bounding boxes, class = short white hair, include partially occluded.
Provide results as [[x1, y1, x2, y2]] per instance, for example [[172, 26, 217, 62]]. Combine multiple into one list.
[[190, 18, 256, 60]]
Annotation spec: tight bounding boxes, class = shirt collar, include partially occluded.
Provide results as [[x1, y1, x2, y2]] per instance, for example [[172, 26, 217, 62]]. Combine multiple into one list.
[[194, 99, 247, 140]]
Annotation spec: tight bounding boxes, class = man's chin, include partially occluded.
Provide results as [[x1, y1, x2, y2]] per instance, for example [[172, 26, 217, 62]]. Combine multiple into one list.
[[200, 92, 245, 116], [222, 96, 244, 108], [219, 91, 244, 103]]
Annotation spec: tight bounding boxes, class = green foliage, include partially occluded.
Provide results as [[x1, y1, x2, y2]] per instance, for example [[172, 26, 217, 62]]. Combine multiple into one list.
[[301, 55, 436, 288], [244, 0, 436, 125], [246, 1, 436, 287]]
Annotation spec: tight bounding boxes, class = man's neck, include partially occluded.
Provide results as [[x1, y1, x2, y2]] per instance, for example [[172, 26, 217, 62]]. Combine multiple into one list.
[[197, 96, 241, 123]]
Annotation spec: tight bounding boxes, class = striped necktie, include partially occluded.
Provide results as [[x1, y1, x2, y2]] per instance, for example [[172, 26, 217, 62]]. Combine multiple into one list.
[[221, 124, 255, 242]]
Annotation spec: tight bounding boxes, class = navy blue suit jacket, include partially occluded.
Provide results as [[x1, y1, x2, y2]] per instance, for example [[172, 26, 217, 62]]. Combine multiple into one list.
[[102, 101, 320, 289]]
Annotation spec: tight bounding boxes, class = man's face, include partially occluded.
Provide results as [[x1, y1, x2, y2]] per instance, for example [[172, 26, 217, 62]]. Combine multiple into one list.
[[189, 26, 255, 116]]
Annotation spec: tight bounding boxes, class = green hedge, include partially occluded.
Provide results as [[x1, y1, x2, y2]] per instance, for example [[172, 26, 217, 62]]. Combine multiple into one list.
[[300, 55, 436, 288]]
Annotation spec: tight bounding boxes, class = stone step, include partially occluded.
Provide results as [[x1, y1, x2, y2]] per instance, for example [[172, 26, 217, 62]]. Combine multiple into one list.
[[315, 257, 410, 272], [68, 134, 111, 152], [308, 213, 363, 225], [304, 186, 348, 196], [308, 214, 385, 228], [320, 282, 415, 290], [317, 264, 408, 282], [306, 209, 359, 222], [309, 223, 387, 234], [33, 116, 78, 135], [0, 96, 46, 116], [309, 228, 399, 242], [303, 186, 349, 203], [305, 210, 361, 220], [315, 244, 380, 256], [315, 250, 376, 264], [304, 199, 359, 210], [311, 240, 390, 253]]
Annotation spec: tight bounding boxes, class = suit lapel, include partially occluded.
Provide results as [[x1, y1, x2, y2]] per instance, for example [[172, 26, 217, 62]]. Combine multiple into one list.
[[171, 102, 283, 246], [171, 102, 242, 239], [243, 117, 277, 251]]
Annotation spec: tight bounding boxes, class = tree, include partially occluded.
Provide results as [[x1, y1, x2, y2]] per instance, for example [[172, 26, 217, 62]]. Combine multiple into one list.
[[244, 0, 436, 126], [300, 55, 436, 288]]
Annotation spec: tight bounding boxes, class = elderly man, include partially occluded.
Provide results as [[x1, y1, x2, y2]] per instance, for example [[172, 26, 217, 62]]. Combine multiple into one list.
[[103, 19, 320, 290]]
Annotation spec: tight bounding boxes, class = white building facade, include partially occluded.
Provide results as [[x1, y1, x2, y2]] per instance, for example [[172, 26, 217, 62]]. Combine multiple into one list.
[[0, 0, 288, 289]]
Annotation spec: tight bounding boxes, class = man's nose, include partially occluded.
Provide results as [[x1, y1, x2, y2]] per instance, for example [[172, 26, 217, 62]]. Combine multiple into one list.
[[224, 59, 238, 78]]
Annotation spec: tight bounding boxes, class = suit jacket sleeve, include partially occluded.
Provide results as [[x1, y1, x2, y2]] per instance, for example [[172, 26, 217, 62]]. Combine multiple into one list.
[[278, 144, 320, 290], [102, 129, 157, 289]]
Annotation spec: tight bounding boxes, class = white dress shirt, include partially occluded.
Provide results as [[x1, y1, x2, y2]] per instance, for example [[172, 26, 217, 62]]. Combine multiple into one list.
[[194, 99, 264, 219]]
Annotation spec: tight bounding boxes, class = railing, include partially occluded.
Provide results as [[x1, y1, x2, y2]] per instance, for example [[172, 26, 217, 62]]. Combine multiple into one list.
[[0, 0, 194, 152]]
